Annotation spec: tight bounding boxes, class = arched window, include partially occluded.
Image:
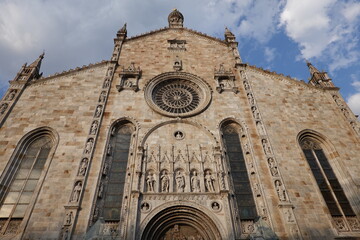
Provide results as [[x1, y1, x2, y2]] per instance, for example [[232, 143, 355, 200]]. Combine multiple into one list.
[[0, 129, 55, 235], [299, 136, 358, 231], [93, 121, 135, 223], [221, 121, 257, 220]]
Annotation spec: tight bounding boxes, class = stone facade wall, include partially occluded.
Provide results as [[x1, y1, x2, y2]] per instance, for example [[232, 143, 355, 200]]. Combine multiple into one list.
[[0, 26, 359, 240]]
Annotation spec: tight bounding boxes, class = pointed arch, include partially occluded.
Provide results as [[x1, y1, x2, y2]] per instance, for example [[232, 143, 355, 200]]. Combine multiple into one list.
[[219, 119, 257, 220], [91, 118, 137, 224], [0, 127, 58, 236], [297, 129, 358, 231]]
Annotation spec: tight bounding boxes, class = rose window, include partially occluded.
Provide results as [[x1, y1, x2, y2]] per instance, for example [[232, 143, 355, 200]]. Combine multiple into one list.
[[145, 73, 212, 117]]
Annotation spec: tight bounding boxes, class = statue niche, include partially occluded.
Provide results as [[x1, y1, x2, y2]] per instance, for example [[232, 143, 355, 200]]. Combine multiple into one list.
[[116, 62, 141, 92]]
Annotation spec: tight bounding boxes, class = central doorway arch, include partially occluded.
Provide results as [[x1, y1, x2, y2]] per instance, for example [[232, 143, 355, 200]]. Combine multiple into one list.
[[141, 205, 222, 240]]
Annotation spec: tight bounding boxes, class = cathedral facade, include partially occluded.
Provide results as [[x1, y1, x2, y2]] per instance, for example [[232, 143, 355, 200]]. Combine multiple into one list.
[[0, 9, 359, 240]]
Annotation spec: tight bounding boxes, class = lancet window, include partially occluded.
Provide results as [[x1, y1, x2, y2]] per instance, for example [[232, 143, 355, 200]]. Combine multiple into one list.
[[0, 130, 55, 235], [221, 122, 257, 220]]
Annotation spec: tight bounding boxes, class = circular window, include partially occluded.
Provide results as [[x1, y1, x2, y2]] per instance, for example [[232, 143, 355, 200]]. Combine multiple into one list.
[[145, 72, 212, 117]]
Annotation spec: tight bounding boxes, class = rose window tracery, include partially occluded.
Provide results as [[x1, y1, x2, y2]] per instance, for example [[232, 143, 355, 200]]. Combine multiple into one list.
[[145, 72, 212, 117], [153, 80, 200, 114]]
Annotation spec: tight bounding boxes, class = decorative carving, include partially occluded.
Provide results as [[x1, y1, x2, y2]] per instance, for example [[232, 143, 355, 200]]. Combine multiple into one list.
[[173, 56, 182, 71], [141, 202, 150, 212], [268, 157, 278, 176], [90, 120, 99, 135], [146, 173, 156, 192], [103, 78, 110, 88], [211, 202, 221, 211], [253, 182, 261, 197], [102, 162, 109, 175], [99, 91, 107, 103], [251, 106, 260, 119], [175, 170, 185, 192], [214, 64, 237, 93], [65, 211, 73, 225], [285, 208, 295, 222], [174, 130, 185, 140], [347, 217, 360, 231], [168, 39, 186, 51], [261, 139, 272, 155], [300, 139, 321, 150], [117, 62, 141, 92], [218, 171, 226, 190], [332, 95, 344, 107], [84, 138, 94, 154], [0, 103, 8, 115], [256, 121, 265, 136], [95, 105, 103, 118], [247, 92, 255, 105], [168, 9, 184, 28], [334, 217, 348, 232], [275, 180, 286, 202], [160, 171, 170, 192], [243, 80, 250, 90], [204, 170, 215, 192], [78, 158, 88, 176], [191, 170, 201, 192], [71, 181, 82, 202], [106, 143, 112, 155], [5, 90, 17, 101], [341, 108, 350, 119], [98, 182, 104, 198]]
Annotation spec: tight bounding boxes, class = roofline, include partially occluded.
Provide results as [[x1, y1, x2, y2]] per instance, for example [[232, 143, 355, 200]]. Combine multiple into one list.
[[125, 27, 227, 46]]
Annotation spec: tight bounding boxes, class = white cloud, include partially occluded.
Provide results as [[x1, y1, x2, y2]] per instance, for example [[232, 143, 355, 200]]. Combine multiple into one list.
[[279, 0, 360, 72], [264, 47, 276, 62]]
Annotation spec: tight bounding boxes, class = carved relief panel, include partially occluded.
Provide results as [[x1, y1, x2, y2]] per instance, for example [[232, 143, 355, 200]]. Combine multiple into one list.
[[116, 63, 142, 92]]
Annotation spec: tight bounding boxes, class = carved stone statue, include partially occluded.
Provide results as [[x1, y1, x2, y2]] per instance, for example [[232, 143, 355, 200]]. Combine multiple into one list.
[[256, 121, 265, 135], [251, 106, 260, 119], [102, 162, 109, 175], [6, 90, 16, 101], [275, 180, 286, 201], [71, 182, 82, 202], [218, 171, 226, 190], [84, 138, 93, 154], [103, 79, 110, 88], [90, 121, 98, 135], [262, 139, 271, 155], [268, 158, 278, 176], [99, 91, 106, 103], [243, 80, 250, 90], [0, 103, 8, 114], [204, 171, 215, 192], [146, 173, 156, 192], [65, 211, 73, 225], [95, 105, 102, 118], [191, 171, 201, 192], [160, 172, 170, 192], [106, 144, 112, 155], [175, 171, 185, 192], [247, 92, 255, 105], [98, 182, 104, 198], [78, 158, 88, 176]]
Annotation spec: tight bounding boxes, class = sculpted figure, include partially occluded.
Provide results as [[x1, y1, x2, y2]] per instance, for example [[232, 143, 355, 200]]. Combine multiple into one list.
[[251, 106, 260, 119], [95, 105, 102, 118], [146, 173, 156, 192], [204, 171, 215, 192], [175, 171, 185, 192], [78, 158, 88, 176], [262, 139, 271, 155], [65, 211, 73, 225], [99, 91, 106, 103], [0, 103, 8, 114], [275, 180, 286, 201], [268, 158, 278, 176], [84, 139, 93, 154], [191, 171, 201, 192], [90, 121, 98, 135], [160, 172, 170, 192], [6, 90, 16, 101], [71, 182, 82, 202], [103, 79, 110, 88]]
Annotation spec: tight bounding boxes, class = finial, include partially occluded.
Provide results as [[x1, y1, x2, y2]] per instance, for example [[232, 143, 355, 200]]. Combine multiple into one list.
[[39, 51, 45, 59], [168, 9, 184, 28]]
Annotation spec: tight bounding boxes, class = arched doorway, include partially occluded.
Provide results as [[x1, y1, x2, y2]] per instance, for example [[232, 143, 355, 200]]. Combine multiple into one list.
[[141, 205, 222, 240]]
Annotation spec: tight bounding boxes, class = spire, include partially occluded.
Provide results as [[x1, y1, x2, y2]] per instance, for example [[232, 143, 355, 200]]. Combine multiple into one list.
[[168, 9, 184, 28], [28, 52, 45, 79], [117, 23, 127, 38], [224, 27, 236, 43], [306, 60, 334, 88]]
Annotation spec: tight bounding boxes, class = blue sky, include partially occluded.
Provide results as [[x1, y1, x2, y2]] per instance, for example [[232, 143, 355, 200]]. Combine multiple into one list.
[[0, 0, 359, 116]]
